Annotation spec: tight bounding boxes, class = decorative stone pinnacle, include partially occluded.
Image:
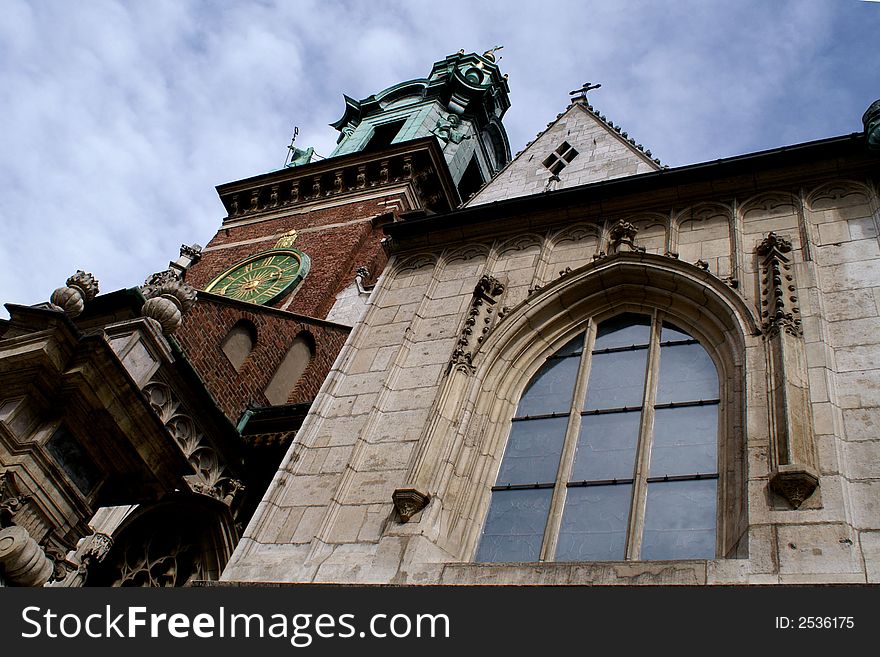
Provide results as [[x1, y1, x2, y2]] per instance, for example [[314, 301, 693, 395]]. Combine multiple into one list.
[[49, 270, 99, 318], [757, 231, 793, 258], [475, 273, 505, 298], [274, 229, 298, 249], [179, 243, 202, 260], [757, 233, 801, 337]]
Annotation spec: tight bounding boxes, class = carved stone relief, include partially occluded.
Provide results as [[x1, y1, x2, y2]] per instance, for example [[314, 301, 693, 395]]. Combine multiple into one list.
[[450, 274, 507, 375], [142, 380, 242, 506]]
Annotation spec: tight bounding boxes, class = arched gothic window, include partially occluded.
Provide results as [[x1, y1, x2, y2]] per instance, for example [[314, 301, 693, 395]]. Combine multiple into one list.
[[476, 312, 720, 563]]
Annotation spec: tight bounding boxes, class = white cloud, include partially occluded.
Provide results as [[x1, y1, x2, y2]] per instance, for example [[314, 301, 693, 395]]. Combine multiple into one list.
[[0, 0, 877, 316]]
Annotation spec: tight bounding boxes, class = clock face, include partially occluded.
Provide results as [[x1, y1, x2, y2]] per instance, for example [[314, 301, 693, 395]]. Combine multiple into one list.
[[205, 249, 310, 305]]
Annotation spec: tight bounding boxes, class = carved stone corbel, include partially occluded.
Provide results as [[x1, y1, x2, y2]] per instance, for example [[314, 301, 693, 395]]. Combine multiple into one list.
[[757, 232, 819, 508], [392, 488, 430, 522]]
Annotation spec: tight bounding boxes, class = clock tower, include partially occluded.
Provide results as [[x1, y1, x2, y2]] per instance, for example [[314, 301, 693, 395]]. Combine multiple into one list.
[[166, 49, 512, 524]]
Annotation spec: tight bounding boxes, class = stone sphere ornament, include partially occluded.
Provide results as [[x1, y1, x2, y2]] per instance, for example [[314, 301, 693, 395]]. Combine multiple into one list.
[[142, 295, 184, 334], [48, 270, 99, 318]]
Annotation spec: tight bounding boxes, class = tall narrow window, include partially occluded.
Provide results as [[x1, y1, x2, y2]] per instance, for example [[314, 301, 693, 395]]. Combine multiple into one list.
[[476, 313, 719, 563], [221, 320, 257, 371], [264, 333, 315, 406]]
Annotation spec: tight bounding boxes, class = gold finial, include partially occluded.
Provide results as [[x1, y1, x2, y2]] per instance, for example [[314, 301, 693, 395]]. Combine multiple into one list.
[[274, 229, 298, 249]]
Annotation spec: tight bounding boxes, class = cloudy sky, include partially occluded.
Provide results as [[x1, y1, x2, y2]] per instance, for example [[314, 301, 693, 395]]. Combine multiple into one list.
[[1, 0, 878, 316]]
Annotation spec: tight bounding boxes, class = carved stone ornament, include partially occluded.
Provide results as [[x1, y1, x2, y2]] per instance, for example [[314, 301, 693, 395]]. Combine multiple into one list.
[[140, 270, 198, 335], [169, 243, 203, 278], [770, 467, 819, 510], [757, 232, 820, 508], [274, 229, 299, 249], [392, 488, 430, 522], [450, 274, 506, 374], [757, 232, 802, 337], [608, 220, 645, 255], [0, 470, 31, 528], [49, 270, 100, 318], [143, 380, 235, 500], [0, 525, 54, 586]]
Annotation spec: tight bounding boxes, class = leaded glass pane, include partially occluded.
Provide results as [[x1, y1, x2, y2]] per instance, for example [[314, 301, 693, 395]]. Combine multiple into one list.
[[593, 313, 651, 351], [660, 322, 693, 343], [650, 405, 718, 477], [554, 333, 586, 357], [570, 410, 641, 482], [583, 349, 647, 410], [556, 485, 631, 561], [496, 416, 569, 485], [656, 342, 719, 403], [641, 479, 716, 560], [516, 354, 579, 416], [476, 488, 553, 562]]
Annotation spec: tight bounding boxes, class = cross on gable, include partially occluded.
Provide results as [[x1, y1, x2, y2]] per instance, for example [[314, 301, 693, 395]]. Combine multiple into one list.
[[569, 82, 602, 101]]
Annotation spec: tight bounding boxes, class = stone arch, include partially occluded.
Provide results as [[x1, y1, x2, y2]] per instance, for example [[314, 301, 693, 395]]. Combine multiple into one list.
[[86, 494, 237, 586], [740, 191, 800, 219], [492, 234, 544, 308], [545, 223, 601, 279], [432, 252, 760, 563], [388, 253, 438, 284], [623, 212, 668, 255], [805, 180, 872, 211], [674, 202, 734, 278], [442, 243, 490, 267]]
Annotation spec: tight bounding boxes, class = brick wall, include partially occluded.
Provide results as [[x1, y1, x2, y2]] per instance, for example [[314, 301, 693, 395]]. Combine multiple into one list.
[[186, 193, 400, 320], [175, 297, 350, 424]]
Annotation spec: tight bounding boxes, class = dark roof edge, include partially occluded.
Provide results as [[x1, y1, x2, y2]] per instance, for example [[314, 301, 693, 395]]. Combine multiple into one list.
[[196, 290, 354, 331], [386, 132, 868, 238]]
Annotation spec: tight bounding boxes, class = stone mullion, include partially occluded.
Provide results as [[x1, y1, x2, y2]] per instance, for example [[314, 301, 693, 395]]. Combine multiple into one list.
[[540, 326, 594, 562], [624, 311, 662, 561]]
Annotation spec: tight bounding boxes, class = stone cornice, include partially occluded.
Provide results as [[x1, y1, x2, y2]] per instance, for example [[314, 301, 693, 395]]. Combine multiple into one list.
[[215, 137, 459, 222]]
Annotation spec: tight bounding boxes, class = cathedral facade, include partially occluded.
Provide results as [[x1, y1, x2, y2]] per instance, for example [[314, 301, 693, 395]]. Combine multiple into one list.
[[2, 51, 879, 587]]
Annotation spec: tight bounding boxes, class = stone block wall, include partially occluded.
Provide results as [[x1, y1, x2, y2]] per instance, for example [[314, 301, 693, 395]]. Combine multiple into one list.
[[222, 175, 880, 585]]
